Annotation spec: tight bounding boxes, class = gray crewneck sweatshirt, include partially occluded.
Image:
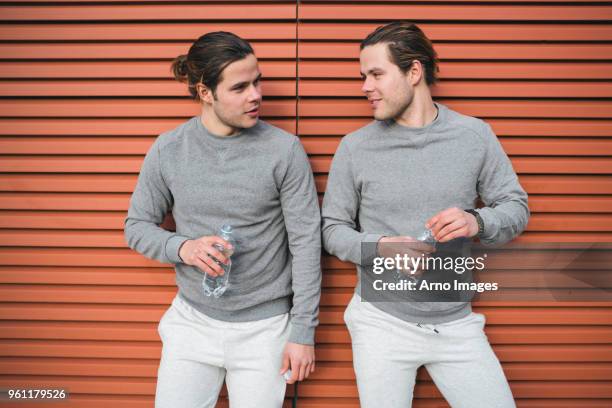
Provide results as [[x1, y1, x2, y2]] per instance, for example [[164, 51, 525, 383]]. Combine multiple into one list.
[[125, 117, 321, 345], [322, 103, 529, 323]]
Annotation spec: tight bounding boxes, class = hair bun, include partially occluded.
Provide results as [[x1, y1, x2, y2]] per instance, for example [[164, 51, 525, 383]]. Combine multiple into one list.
[[171, 54, 189, 82]]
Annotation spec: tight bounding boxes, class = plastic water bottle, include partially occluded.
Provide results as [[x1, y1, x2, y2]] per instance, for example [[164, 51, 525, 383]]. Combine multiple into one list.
[[202, 224, 235, 298], [416, 229, 437, 248], [398, 229, 437, 283]]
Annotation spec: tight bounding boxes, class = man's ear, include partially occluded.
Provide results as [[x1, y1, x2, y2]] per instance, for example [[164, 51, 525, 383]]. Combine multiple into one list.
[[196, 83, 214, 104], [407, 60, 424, 86]]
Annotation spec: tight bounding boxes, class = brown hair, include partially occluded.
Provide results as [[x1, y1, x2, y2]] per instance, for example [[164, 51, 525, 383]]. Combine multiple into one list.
[[361, 22, 439, 86], [171, 31, 254, 99]]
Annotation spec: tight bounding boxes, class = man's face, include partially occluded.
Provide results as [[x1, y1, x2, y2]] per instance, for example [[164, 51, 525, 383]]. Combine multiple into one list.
[[209, 53, 262, 131], [359, 43, 413, 121]]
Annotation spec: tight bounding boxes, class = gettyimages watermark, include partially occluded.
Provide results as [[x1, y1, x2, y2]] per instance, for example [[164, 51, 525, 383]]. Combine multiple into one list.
[[360, 239, 612, 303]]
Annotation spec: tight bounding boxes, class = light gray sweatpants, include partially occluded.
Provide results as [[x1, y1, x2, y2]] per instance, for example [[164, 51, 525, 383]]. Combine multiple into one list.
[[344, 294, 516, 408], [155, 295, 289, 408]]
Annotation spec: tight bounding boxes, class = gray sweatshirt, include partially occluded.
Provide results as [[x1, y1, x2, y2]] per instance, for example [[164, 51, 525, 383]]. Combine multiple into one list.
[[322, 103, 529, 323], [125, 117, 321, 345]]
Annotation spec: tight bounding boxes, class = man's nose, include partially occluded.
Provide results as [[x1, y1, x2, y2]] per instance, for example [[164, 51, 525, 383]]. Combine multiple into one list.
[[248, 84, 262, 102], [361, 77, 373, 94]]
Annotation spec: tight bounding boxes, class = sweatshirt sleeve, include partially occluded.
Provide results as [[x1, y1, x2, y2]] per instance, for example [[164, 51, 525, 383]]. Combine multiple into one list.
[[476, 123, 530, 246], [321, 139, 383, 266], [124, 140, 190, 264], [279, 138, 322, 345]]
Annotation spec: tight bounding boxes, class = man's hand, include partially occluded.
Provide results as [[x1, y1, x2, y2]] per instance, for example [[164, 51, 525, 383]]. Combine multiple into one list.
[[178, 236, 232, 276], [280, 342, 315, 384], [377, 236, 435, 277], [426, 207, 479, 243]]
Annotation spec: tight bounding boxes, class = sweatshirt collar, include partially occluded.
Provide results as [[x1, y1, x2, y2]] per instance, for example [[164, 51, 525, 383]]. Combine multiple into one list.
[[384, 102, 445, 135], [194, 116, 256, 145]]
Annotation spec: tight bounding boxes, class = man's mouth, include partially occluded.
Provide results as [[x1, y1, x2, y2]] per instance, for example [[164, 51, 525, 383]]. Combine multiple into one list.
[[246, 106, 259, 116]]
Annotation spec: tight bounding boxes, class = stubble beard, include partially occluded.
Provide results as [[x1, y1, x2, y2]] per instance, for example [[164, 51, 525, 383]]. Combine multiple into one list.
[[214, 104, 256, 132], [375, 88, 414, 122]]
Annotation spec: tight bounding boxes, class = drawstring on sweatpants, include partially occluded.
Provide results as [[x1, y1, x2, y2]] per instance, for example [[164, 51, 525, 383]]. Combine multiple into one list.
[[292, 382, 298, 408], [416, 323, 440, 334]]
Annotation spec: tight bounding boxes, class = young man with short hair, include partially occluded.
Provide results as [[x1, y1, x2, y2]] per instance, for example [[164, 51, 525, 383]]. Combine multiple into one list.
[[125, 31, 321, 408], [322, 22, 529, 408]]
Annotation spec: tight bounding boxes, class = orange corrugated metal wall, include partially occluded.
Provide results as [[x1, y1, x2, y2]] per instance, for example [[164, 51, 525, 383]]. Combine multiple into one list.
[[0, 0, 611, 407]]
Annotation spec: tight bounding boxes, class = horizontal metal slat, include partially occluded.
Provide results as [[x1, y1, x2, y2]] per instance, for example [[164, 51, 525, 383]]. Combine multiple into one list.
[[2, 155, 610, 174], [299, 23, 612, 41], [0, 61, 296, 79], [2, 220, 612, 249], [2, 174, 611, 195], [299, 61, 612, 80], [1, 263, 610, 292], [0, 248, 161, 267], [0, 375, 610, 401], [0, 210, 610, 230], [299, 118, 612, 137], [1, 302, 610, 324], [299, 43, 612, 61], [0, 22, 296, 41], [1, 284, 612, 307], [2, 321, 612, 345], [307, 156, 612, 174], [0, 4, 296, 21], [299, 4, 611, 21], [0, 42, 296, 60], [1, 193, 610, 213], [6, 79, 611, 98], [0, 118, 295, 136], [1, 340, 611, 364], [0, 79, 296, 97], [0, 118, 610, 137], [298, 100, 612, 119], [1, 357, 611, 381], [0, 266, 173, 286], [3, 136, 612, 156], [298, 80, 612, 98], [2, 22, 609, 42], [0, 99, 296, 117]]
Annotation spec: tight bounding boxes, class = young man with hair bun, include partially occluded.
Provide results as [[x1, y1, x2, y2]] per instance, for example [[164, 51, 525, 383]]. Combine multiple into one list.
[[125, 31, 321, 408]]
